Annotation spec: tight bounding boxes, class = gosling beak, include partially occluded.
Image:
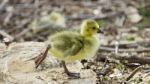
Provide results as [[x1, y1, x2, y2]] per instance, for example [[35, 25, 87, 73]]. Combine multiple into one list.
[[97, 27, 104, 33]]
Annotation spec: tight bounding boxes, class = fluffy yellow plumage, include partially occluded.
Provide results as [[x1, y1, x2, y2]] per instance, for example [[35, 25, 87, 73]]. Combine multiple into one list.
[[47, 19, 103, 78], [30, 11, 66, 33], [49, 20, 100, 61]]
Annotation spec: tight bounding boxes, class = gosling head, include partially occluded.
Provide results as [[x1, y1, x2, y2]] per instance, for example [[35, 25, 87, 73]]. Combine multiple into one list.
[[49, 11, 66, 27], [81, 19, 103, 37]]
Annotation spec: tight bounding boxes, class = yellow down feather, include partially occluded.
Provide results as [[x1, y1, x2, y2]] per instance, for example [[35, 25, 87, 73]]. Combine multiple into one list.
[[48, 19, 101, 62]]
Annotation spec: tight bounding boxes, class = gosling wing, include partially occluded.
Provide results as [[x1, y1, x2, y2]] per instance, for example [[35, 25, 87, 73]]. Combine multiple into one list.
[[50, 32, 84, 56]]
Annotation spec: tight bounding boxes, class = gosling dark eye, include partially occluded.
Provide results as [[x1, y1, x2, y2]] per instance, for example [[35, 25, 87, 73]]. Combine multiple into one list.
[[92, 27, 96, 30]]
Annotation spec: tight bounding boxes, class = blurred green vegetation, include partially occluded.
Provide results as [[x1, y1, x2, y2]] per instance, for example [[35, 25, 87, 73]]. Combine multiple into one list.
[[138, 5, 150, 17], [137, 5, 150, 29], [127, 36, 135, 41], [97, 20, 106, 27]]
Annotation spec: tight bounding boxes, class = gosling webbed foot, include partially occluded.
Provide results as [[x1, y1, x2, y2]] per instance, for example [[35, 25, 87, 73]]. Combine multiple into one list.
[[35, 45, 51, 68], [61, 61, 80, 79]]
